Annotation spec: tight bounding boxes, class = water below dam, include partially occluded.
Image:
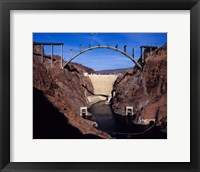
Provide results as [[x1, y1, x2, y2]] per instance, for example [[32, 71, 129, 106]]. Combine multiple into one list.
[[84, 101, 167, 139]]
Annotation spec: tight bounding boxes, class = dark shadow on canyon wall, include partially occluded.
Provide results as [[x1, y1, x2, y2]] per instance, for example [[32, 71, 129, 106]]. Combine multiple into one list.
[[33, 87, 102, 139]]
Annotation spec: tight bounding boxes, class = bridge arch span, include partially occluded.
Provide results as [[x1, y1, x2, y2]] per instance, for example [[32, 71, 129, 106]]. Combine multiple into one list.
[[63, 45, 142, 69]]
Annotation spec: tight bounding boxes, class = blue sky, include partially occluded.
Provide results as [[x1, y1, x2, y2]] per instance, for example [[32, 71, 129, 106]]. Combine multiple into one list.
[[33, 33, 167, 71]]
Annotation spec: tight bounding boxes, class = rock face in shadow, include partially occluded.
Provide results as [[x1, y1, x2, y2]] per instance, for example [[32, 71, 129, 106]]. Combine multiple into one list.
[[111, 44, 167, 130], [33, 87, 81, 139], [33, 44, 110, 139], [33, 87, 103, 139]]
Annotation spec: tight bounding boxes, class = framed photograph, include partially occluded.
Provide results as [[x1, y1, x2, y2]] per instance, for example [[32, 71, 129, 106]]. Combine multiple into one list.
[[0, 0, 200, 171]]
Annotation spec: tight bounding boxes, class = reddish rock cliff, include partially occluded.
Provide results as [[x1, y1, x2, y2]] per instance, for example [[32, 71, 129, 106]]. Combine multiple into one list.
[[111, 44, 167, 130], [33, 44, 110, 138]]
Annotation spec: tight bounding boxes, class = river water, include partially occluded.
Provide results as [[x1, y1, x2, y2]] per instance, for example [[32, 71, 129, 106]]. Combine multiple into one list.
[[84, 101, 167, 139]]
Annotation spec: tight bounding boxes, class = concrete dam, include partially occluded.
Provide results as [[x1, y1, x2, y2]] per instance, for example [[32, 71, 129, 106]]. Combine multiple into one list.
[[84, 74, 118, 105]]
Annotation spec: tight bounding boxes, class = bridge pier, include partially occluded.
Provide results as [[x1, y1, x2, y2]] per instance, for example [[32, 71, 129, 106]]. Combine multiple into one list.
[[70, 48, 73, 58], [80, 44, 82, 52], [51, 44, 53, 67], [61, 44, 63, 68], [124, 45, 127, 52], [140, 46, 159, 64], [140, 47, 144, 63], [132, 47, 134, 58], [33, 42, 64, 68], [41, 44, 44, 63]]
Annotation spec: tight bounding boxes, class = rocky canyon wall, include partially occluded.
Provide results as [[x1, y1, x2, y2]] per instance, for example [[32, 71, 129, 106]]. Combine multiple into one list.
[[111, 44, 167, 129], [33, 44, 110, 138]]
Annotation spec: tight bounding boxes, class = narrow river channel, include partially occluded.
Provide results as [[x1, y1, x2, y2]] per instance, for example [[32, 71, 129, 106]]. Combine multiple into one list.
[[84, 101, 167, 139]]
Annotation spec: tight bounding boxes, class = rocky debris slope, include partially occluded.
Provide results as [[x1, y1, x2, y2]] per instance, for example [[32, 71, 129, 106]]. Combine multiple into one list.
[[111, 44, 167, 130], [33, 44, 110, 138]]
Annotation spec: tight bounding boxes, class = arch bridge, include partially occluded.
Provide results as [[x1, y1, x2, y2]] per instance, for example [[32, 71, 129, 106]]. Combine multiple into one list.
[[33, 43, 159, 70], [63, 45, 142, 69]]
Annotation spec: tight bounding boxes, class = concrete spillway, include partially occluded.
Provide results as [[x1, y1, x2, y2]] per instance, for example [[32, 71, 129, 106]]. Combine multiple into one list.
[[85, 74, 118, 105]]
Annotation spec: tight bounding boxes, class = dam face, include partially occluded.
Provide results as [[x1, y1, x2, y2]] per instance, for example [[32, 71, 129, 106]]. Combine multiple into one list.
[[85, 74, 118, 105], [88, 74, 118, 95]]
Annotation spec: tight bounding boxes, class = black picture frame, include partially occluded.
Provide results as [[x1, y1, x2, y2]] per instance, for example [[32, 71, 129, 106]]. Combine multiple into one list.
[[0, 0, 200, 171]]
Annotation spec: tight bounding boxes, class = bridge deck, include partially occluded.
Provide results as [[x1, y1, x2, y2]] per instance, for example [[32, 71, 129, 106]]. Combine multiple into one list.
[[33, 42, 64, 45]]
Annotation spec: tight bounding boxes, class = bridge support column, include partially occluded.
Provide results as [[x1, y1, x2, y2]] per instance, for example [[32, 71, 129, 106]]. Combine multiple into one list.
[[80, 44, 82, 52], [124, 45, 127, 52], [61, 44, 63, 68], [132, 47, 134, 58], [141, 47, 144, 63], [41, 44, 44, 63], [51, 44, 53, 67], [70, 48, 73, 59]]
